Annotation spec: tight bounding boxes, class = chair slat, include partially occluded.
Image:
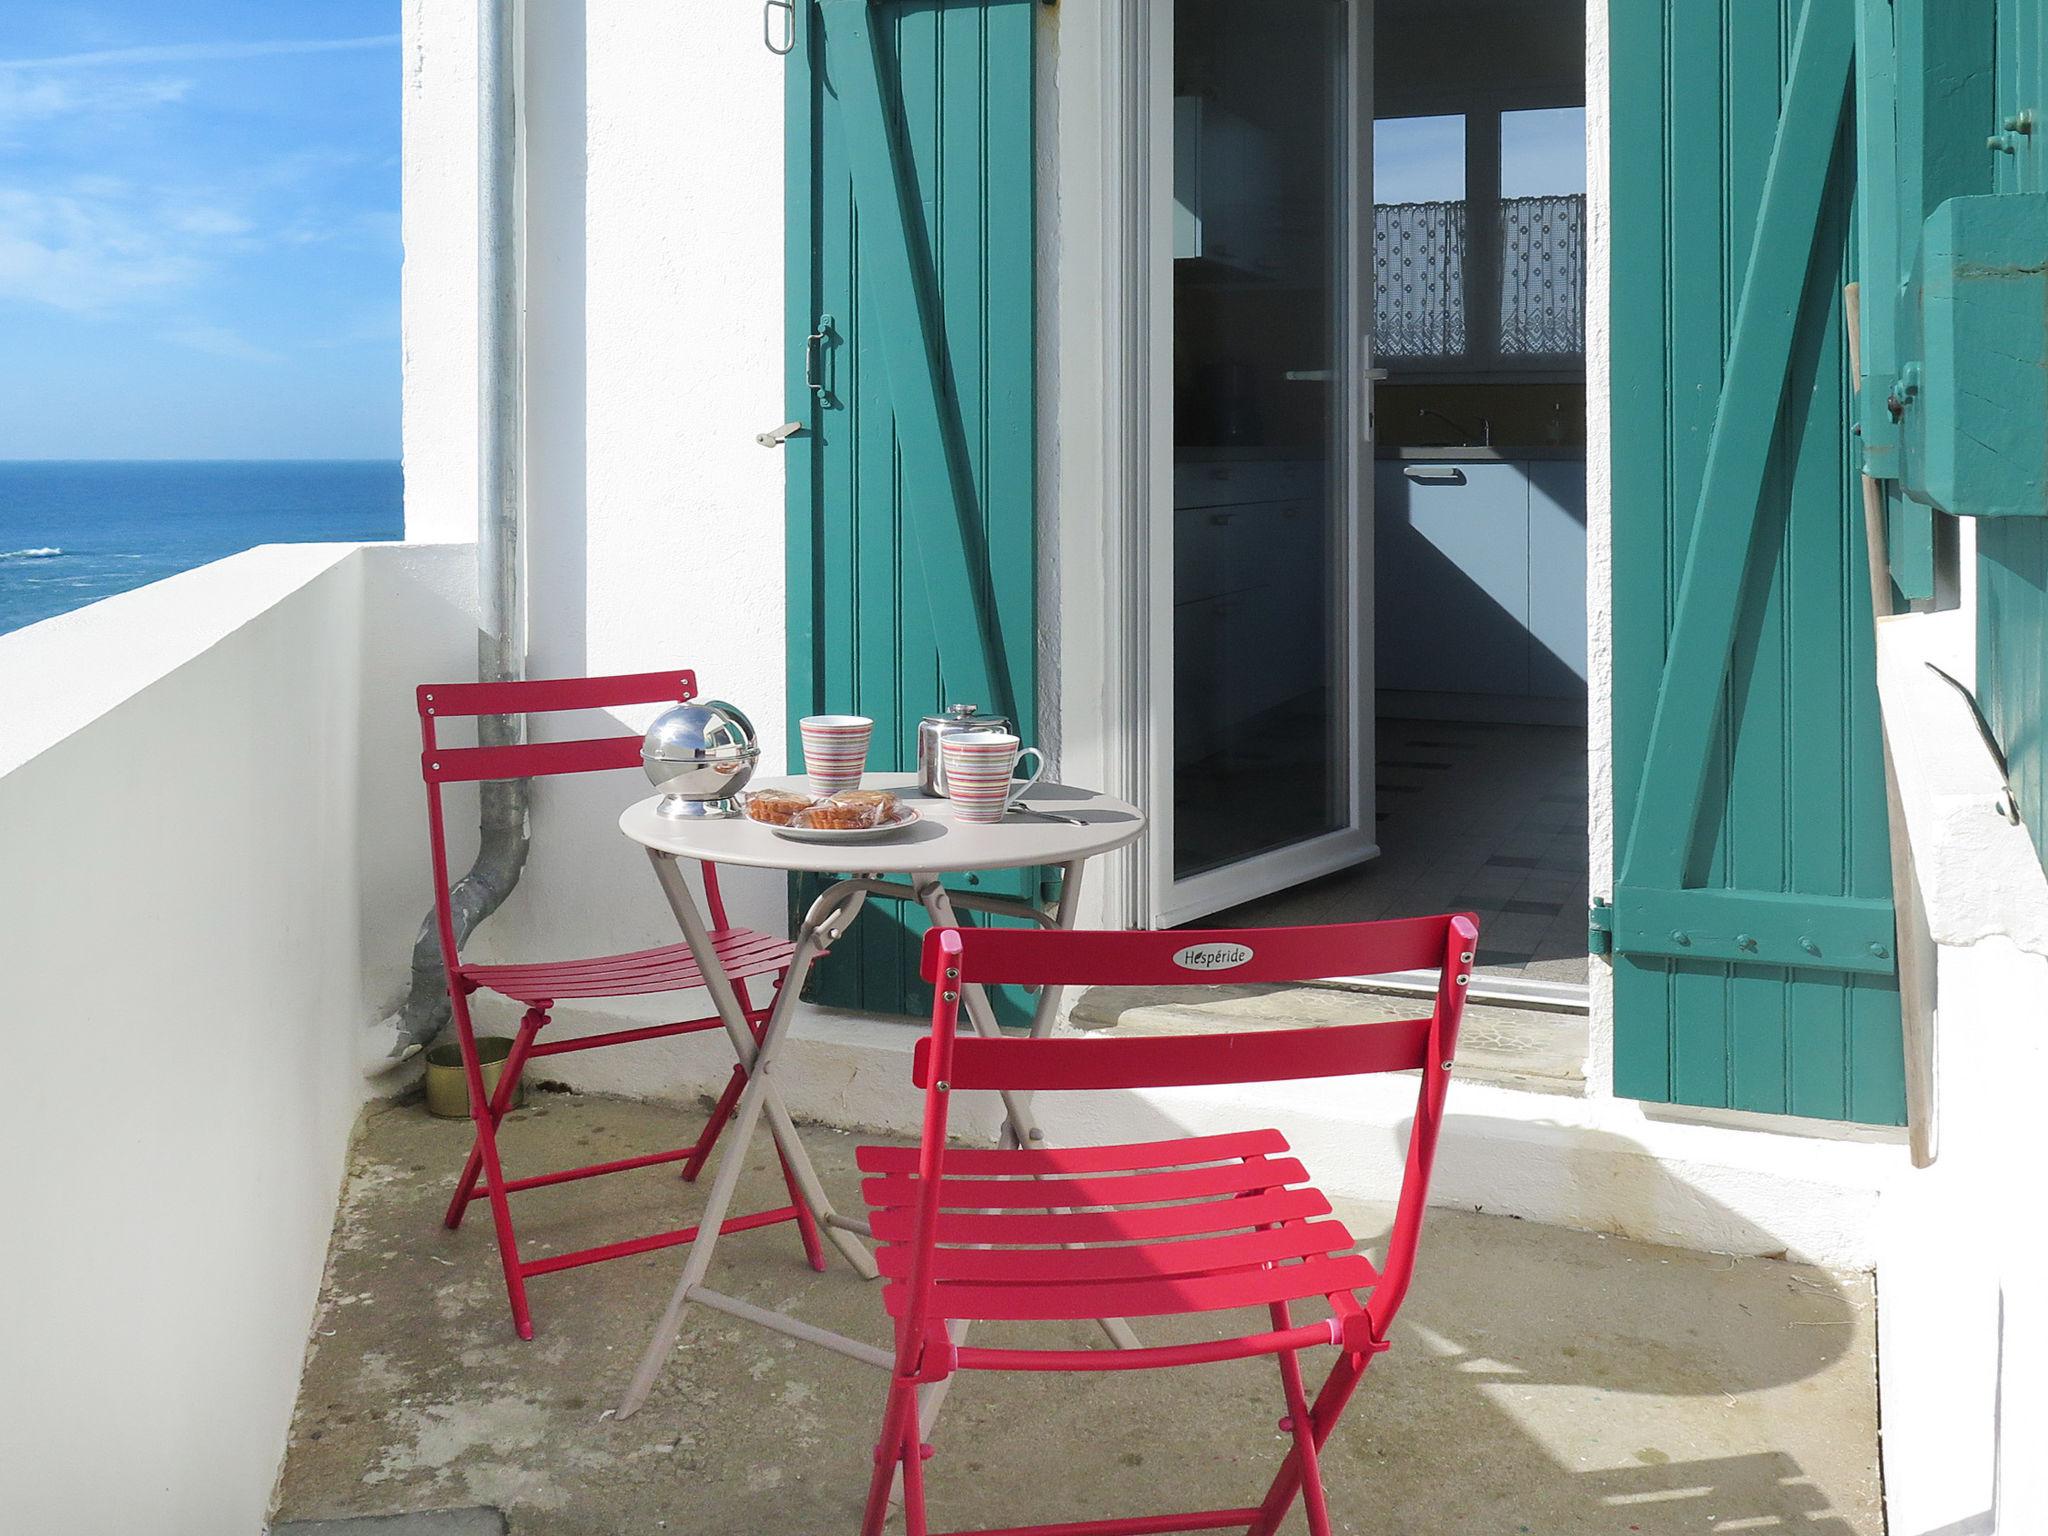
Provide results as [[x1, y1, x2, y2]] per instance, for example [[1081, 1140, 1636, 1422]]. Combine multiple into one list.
[[866, 1187, 1334, 1246], [417, 670, 695, 719], [861, 1157, 1307, 1213], [883, 1254, 1379, 1322], [467, 932, 792, 986], [423, 735, 644, 784], [920, 913, 1467, 987], [875, 1219, 1362, 1284], [854, 1128, 1288, 1177], [461, 934, 797, 1004], [915, 1017, 1433, 1092]]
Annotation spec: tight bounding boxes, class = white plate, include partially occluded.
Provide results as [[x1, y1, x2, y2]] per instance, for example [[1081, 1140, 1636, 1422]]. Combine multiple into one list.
[[766, 804, 924, 844]]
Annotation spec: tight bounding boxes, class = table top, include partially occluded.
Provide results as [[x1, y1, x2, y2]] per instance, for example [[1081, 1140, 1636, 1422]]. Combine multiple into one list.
[[619, 773, 1144, 873]]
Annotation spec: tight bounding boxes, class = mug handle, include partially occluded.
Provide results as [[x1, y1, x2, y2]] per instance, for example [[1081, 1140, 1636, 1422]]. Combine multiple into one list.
[[1005, 747, 1047, 810]]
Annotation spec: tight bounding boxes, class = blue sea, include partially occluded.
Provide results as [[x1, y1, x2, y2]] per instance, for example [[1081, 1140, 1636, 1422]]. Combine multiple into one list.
[[0, 460, 403, 637]]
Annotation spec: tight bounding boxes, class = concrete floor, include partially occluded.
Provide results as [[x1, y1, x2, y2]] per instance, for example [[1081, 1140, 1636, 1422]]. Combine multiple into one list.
[[276, 1092, 1882, 1536], [1213, 718, 1590, 989]]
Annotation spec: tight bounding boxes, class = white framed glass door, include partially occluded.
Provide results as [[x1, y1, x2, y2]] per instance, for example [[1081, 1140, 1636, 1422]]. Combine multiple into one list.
[[1147, 0, 1376, 927]]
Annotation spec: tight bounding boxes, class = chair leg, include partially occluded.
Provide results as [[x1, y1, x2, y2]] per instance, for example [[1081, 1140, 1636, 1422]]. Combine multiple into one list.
[[860, 1381, 921, 1536], [899, 1414, 931, 1536], [449, 996, 537, 1339], [1244, 1340, 1374, 1536], [445, 1006, 547, 1229], [684, 970, 777, 1183], [684, 971, 823, 1270], [1267, 1304, 1334, 1536], [777, 1143, 828, 1273], [681, 1065, 746, 1183]]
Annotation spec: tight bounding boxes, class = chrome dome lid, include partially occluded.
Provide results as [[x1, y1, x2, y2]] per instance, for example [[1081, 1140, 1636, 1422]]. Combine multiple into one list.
[[641, 699, 760, 764]]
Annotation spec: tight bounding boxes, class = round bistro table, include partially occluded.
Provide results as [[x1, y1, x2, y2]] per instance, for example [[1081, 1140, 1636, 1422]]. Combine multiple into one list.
[[615, 773, 1145, 1417]]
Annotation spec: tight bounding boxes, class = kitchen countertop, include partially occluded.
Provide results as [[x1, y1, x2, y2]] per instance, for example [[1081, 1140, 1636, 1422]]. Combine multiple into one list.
[[1377, 445, 1587, 462]]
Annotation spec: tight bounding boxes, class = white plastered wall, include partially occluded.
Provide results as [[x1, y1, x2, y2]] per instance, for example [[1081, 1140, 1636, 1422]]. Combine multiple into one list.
[[0, 542, 475, 1534], [1870, 609, 2048, 1536], [402, 0, 794, 974]]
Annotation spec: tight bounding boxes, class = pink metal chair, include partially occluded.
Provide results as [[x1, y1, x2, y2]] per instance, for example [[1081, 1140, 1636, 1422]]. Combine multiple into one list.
[[855, 912, 1478, 1536], [416, 669, 825, 1339]]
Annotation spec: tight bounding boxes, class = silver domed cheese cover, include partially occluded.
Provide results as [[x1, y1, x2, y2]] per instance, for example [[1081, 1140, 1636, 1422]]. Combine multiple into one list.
[[642, 699, 761, 817]]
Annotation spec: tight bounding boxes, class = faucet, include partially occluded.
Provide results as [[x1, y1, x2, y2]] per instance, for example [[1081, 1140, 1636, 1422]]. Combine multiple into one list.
[[1417, 407, 1491, 447]]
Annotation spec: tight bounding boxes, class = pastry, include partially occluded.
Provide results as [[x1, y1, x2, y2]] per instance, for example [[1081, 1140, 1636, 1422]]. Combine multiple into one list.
[[743, 789, 816, 826], [797, 799, 884, 830], [831, 789, 898, 819]]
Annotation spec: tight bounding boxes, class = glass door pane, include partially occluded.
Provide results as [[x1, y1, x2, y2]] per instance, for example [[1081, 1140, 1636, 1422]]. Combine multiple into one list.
[[1170, 0, 1355, 888]]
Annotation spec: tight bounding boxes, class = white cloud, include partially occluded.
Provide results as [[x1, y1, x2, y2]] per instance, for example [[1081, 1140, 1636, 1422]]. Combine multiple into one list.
[[160, 321, 282, 364], [167, 205, 254, 239], [0, 185, 203, 311], [0, 71, 190, 130], [0, 35, 399, 71]]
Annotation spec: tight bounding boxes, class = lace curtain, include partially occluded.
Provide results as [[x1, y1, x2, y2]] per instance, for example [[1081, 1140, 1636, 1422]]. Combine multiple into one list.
[[1374, 193, 1586, 359]]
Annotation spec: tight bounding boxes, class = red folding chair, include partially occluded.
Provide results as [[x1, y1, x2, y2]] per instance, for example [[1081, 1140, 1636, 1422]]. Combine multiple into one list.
[[854, 912, 1478, 1536], [416, 669, 825, 1339]]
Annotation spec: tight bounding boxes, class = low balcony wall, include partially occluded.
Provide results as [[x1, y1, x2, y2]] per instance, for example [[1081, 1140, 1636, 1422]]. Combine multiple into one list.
[[0, 541, 475, 1535]]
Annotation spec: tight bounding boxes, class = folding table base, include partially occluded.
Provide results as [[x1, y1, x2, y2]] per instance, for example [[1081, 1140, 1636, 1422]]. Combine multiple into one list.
[[616, 856, 1138, 1419]]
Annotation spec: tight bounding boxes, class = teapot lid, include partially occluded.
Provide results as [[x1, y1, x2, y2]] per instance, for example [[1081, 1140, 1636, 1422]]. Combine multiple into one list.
[[922, 702, 992, 726]]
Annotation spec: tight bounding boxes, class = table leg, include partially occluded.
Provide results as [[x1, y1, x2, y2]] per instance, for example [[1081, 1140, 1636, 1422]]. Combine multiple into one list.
[[617, 859, 875, 1420], [913, 874, 1041, 1148], [906, 859, 1138, 1466]]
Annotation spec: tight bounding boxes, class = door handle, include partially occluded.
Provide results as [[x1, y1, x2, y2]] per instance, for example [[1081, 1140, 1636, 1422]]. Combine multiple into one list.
[[1402, 465, 1467, 484], [806, 313, 836, 400]]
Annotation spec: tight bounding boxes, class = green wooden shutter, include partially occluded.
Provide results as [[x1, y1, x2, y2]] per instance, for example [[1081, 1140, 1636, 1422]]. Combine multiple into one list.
[[1975, 1, 2048, 873], [1610, 0, 1906, 1124], [784, 0, 1041, 1021]]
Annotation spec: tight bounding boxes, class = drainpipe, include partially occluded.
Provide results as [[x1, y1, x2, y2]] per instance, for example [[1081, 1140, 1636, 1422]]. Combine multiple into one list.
[[379, 0, 531, 1063]]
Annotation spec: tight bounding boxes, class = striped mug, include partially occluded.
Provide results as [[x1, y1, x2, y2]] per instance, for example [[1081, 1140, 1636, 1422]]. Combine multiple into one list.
[[940, 731, 1045, 824], [799, 714, 873, 796]]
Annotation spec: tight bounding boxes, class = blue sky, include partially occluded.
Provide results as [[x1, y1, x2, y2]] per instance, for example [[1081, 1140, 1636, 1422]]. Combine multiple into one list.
[[0, 3, 399, 459], [1375, 108, 1587, 205]]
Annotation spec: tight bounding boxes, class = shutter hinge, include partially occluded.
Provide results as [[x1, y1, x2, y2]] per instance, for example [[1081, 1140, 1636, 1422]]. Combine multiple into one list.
[[1587, 897, 1614, 956]]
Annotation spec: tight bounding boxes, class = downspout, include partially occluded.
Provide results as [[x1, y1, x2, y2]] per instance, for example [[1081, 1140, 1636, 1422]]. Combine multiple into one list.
[[381, 0, 531, 1062]]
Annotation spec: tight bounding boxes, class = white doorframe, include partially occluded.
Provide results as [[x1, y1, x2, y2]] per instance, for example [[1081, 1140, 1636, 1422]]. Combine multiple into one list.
[[1046, 0, 1158, 930]]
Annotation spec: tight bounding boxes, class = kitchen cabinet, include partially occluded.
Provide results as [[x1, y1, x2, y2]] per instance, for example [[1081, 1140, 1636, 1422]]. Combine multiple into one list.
[[1173, 97, 1283, 280], [1527, 460, 1590, 698], [1374, 455, 1587, 706]]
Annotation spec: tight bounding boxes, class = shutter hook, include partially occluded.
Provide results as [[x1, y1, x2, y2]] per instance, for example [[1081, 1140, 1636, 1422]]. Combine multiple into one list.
[[764, 0, 795, 56]]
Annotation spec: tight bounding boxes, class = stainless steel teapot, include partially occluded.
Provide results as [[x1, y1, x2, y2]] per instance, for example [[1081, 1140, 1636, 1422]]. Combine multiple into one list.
[[916, 703, 1012, 797]]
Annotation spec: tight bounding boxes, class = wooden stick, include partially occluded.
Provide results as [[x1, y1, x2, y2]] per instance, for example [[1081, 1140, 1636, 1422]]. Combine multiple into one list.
[[1846, 281, 1938, 1167]]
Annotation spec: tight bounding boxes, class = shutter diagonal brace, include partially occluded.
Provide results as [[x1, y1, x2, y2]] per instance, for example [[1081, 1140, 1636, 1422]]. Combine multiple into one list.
[[1618, 0, 1858, 893], [819, 0, 1016, 725]]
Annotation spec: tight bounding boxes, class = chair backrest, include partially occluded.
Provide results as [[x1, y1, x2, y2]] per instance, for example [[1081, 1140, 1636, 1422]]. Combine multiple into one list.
[[908, 913, 1478, 1340], [413, 670, 721, 971]]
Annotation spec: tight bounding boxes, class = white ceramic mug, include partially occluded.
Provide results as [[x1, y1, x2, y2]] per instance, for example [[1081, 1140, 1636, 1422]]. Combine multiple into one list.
[[941, 731, 1045, 824]]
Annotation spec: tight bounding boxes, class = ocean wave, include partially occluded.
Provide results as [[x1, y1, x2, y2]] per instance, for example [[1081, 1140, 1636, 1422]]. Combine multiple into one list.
[[0, 547, 64, 562]]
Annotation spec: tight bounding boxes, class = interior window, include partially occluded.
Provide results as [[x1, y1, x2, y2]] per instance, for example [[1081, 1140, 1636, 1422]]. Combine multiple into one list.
[[1373, 115, 1467, 358], [1498, 107, 1586, 355], [1499, 106, 1587, 197]]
